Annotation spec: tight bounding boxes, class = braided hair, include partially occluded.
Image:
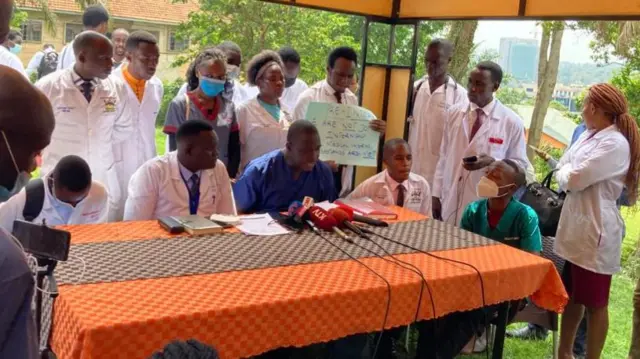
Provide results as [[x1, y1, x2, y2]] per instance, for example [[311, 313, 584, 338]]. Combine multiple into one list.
[[587, 83, 640, 204], [185, 47, 227, 92], [149, 339, 219, 359]]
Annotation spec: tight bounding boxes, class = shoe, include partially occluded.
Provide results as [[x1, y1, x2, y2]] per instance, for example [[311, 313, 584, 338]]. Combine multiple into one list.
[[506, 326, 548, 341]]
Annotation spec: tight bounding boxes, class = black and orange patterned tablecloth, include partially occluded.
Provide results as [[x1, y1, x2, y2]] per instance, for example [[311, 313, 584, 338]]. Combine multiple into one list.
[[50, 207, 568, 359]]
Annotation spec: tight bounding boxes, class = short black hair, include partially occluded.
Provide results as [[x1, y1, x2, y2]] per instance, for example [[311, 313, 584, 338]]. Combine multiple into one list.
[[217, 40, 241, 55], [502, 159, 526, 187], [53, 155, 92, 192], [186, 47, 227, 92], [383, 138, 409, 160], [149, 339, 219, 359], [427, 38, 453, 56], [246, 50, 283, 86], [287, 120, 318, 143], [126, 30, 156, 51], [8, 30, 21, 41], [278, 47, 301, 64], [82, 5, 109, 29], [43, 43, 55, 50], [476, 61, 503, 85], [327, 46, 358, 69], [176, 120, 215, 143], [73, 31, 110, 54]]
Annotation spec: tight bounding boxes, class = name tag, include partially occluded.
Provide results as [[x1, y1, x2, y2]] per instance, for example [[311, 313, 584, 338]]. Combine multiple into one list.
[[102, 96, 117, 113], [56, 106, 74, 113], [409, 189, 422, 204], [489, 137, 504, 144]]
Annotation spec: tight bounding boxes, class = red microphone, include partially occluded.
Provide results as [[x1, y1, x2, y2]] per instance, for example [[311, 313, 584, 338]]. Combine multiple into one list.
[[308, 206, 353, 243], [329, 208, 369, 239]]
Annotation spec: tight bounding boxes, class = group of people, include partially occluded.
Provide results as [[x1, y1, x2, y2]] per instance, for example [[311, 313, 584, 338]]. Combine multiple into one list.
[[0, 2, 639, 359]]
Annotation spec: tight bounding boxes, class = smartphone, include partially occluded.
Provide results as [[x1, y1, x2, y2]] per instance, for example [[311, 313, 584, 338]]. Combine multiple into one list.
[[12, 220, 71, 262], [463, 155, 478, 163], [158, 216, 185, 234]]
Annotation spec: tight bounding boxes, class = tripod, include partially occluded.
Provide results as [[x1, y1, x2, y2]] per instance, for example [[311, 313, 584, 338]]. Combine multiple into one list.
[[34, 257, 58, 359]]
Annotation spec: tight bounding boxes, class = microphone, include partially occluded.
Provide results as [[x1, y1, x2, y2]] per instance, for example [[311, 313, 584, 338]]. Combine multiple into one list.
[[308, 206, 353, 243], [336, 204, 389, 227], [287, 201, 303, 217], [329, 208, 370, 239], [294, 196, 315, 223]]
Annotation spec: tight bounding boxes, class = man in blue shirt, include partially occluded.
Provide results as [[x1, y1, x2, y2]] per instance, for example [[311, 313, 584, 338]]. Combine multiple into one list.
[[233, 120, 337, 213], [0, 5, 56, 355]]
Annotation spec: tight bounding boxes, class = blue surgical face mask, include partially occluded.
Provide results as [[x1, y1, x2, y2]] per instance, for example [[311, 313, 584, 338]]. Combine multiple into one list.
[[199, 76, 226, 98], [0, 131, 32, 202], [10, 44, 22, 55]]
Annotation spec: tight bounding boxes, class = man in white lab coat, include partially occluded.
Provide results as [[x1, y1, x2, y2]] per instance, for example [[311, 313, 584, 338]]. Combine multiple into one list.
[[293, 46, 386, 197], [348, 138, 431, 216], [409, 39, 468, 188], [0, 155, 108, 232], [57, 5, 109, 71], [432, 61, 529, 225], [124, 120, 236, 221], [277, 46, 308, 113], [36, 31, 134, 222], [111, 31, 163, 220], [0, 30, 27, 78]]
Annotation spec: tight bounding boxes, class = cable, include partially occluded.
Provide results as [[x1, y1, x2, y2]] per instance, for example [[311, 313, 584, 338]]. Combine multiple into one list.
[[363, 229, 491, 359], [444, 170, 472, 225], [307, 227, 391, 359]]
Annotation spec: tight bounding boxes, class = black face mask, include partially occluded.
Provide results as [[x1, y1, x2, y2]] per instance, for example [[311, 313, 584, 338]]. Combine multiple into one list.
[[284, 77, 296, 88]]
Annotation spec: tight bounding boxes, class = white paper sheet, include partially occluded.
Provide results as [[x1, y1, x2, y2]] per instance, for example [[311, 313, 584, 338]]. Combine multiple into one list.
[[235, 214, 291, 236]]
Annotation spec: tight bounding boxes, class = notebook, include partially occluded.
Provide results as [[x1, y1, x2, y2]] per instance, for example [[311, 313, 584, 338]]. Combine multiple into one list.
[[335, 198, 398, 220], [172, 215, 223, 235]]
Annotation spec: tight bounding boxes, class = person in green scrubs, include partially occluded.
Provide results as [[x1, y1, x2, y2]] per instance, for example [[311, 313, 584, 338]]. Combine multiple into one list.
[[461, 159, 541, 254]]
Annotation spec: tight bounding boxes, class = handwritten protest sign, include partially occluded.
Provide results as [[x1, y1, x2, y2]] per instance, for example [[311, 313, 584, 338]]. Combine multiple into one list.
[[305, 102, 379, 167]]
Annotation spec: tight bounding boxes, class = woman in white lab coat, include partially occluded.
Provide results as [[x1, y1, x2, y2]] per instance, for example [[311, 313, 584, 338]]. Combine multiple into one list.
[[236, 50, 292, 173], [555, 83, 640, 359]]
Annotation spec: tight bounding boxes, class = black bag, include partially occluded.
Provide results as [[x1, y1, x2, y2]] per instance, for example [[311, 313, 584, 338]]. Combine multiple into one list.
[[520, 171, 565, 237], [37, 51, 58, 79], [23, 178, 45, 221]]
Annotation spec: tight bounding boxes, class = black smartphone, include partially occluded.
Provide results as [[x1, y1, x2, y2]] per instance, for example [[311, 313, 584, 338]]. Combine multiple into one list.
[[463, 155, 478, 163], [158, 216, 185, 234], [12, 220, 71, 261]]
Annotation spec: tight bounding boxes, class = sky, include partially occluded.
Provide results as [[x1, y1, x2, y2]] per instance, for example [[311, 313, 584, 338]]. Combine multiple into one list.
[[474, 21, 596, 64]]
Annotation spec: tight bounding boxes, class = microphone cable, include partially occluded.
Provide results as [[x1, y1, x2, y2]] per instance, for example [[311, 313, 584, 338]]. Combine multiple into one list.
[[361, 228, 491, 359], [306, 224, 392, 359]]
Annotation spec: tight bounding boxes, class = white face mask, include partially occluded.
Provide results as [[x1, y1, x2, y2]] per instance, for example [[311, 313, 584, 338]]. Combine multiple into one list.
[[227, 65, 240, 81], [476, 176, 514, 198]]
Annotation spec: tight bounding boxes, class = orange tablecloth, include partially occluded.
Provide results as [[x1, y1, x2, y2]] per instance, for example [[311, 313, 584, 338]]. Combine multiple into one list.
[[51, 208, 567, 359]]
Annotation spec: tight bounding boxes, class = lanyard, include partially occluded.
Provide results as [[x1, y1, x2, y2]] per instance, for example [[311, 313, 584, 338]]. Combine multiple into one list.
[[180, 172, 200, 215]]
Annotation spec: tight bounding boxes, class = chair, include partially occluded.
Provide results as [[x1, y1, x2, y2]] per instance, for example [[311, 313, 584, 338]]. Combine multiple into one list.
[[508, 236, 565, 359]]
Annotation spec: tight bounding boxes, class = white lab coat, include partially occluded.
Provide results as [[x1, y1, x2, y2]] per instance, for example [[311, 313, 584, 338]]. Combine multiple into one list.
[[236, 98, 292, 172], [0, 175, 108, 232], [433, 99, 530, 225], [111, 67, 164, 220], [281, 78, 309, 113], [348, 170, 432, 216], [35, 68, 134, 221], [56, 42, 75, 70], [554, 125, 630, 275], [0, 46, 27, 78], [408, 77, 468, 187], [293, 80, 359, 196], [124, 152, 237, 220]]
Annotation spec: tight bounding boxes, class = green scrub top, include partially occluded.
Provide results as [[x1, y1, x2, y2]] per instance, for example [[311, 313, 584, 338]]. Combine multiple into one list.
[[460, 199, 542, 253]]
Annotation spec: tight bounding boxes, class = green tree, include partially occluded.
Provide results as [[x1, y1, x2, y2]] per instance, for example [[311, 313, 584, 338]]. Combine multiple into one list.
[[447, 21, 479, 83], [14, 0, 97, 36], [496, 87, 528, 105], [10, 8, 28, 28], [610, 65, 640, 126]]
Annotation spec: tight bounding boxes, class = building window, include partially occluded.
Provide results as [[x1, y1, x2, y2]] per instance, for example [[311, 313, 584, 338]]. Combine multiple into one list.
[[64, 23, 84, 43], [20, 20, 43, 42], [168, 31, 188, 52]]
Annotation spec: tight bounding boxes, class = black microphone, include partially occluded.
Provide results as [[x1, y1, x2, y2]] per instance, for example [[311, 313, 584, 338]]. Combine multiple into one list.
[[329, 208, 370, 239], [336, 204, 389, 227]]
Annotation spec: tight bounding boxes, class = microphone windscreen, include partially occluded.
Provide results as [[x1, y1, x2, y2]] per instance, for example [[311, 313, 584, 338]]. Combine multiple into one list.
[[332, 208, 353, 222], [336, 204, 355, 216], [329, 208, 351, 226], [287, 201, 303, 217], [309, 206, 338, 231]]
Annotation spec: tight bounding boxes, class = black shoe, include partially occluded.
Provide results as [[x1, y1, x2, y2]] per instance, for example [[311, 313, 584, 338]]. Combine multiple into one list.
[[506, 326, 548, 341]]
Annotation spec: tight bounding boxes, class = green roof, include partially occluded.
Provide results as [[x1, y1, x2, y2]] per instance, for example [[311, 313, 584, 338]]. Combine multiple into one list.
[[511, 105, 578, 146]]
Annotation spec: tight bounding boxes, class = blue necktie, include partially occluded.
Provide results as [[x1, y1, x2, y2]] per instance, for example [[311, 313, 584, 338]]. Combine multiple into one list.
[[81, 81, 92, 103]]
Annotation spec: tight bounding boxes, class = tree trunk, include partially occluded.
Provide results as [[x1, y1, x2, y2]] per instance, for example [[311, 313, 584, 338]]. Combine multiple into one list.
[[527, 22, 564, 162], [537, 27, 550, 86], [447, 21, 479, 83]]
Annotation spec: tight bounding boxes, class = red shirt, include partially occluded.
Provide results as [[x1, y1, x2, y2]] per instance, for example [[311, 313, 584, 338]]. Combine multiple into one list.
[[487, 206, 505, 229]]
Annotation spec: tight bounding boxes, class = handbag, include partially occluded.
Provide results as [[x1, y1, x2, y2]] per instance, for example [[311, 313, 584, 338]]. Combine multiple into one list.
[[520, 170, 565, 237]]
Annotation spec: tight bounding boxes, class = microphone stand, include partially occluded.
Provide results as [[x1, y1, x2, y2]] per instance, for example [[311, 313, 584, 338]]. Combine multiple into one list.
[[34, 257, 59, 359]]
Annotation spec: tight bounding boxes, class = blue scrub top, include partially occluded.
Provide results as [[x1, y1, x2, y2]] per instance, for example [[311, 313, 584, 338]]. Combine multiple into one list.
[[233, 149, 337, 213], [460, 199, 542, 253]]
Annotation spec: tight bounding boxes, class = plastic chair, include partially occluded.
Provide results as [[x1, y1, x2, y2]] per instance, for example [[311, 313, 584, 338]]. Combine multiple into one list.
[[508, 236, 565, 359]]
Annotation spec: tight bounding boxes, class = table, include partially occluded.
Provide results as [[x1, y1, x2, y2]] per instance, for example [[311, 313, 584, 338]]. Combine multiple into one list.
[[49, 208, 568, 359]]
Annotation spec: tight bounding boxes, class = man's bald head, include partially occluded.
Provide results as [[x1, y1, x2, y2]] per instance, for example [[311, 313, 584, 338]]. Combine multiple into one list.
[[0, 66, 54, 183], [0, 0, 14, 43], [73, 31, 113, 79]]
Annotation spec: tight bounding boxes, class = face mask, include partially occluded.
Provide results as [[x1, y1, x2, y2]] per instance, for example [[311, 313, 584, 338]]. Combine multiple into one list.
[[199, 77, 226, 97], [227, 65, 240, 81], [284, 77, 296, 88], [476, 176, 513, 198], [10, 44, 22, 55], [0, 131, 31, 202]]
